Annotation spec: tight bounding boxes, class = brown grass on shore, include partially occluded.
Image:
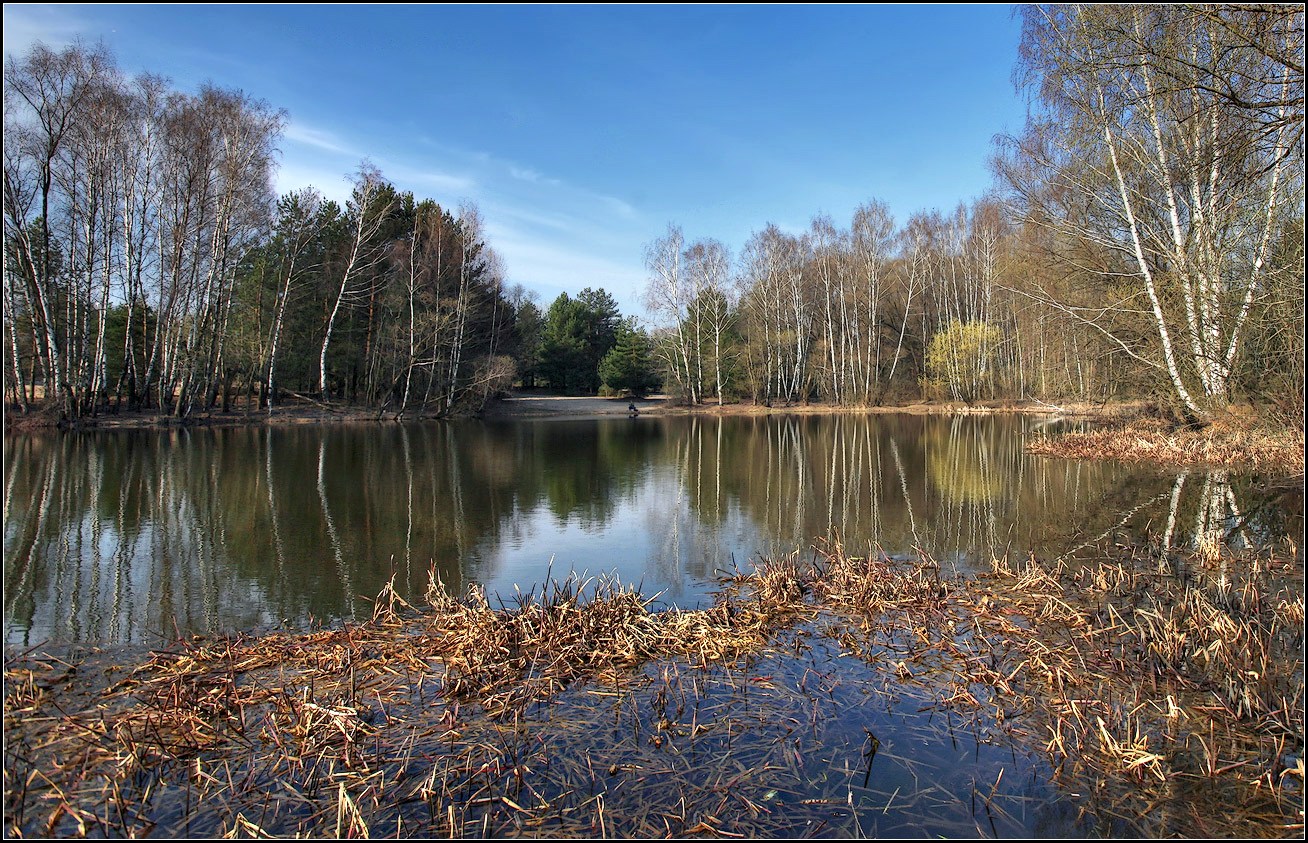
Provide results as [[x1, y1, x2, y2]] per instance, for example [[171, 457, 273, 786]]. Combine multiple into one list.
[[1027, 417, 1305, 476], [4, 538, 1302, 837]]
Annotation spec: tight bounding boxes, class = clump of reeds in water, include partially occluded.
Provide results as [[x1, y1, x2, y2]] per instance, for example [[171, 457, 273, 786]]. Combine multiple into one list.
[[1026, 417, 1306, 475], [4, 538, 1302, 838], [2, 567, 819, 837], [916, 540, 1300, 835], [422, 570, 811, 715], [717, 536, 1303, 835]]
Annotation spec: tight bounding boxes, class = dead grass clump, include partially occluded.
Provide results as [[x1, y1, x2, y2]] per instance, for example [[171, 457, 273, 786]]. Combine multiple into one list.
[[792, 534, 1301, 835], [2, 557, 834, 838], [813, 543, 951, 614], [1027, 419, 1305, 475], [422, 568, 811, 715], [4, 539, 1301, 838], [994, 545, 1301, 826]]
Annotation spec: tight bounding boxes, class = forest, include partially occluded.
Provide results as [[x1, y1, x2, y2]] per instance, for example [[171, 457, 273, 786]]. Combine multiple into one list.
[[4, 5, 1303, 426]]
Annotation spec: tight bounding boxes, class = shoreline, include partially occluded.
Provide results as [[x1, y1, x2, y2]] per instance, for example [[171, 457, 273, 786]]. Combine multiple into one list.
[[2, 392, 1121, 431], [5, 394, 1301, 477]]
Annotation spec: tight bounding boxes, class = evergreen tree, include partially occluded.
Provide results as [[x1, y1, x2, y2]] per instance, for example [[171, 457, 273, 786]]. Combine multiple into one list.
[[535, 288, 625, 393], [537, 293, 588, 392], [576, 287, 621, 383], [600, 318, 660, 396], [511, 299, 544, 388]]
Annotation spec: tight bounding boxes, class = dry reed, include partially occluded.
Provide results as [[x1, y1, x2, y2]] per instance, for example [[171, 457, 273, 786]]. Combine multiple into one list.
[[1026, 418, 1305, 476], [4, 537, 1302, 838]]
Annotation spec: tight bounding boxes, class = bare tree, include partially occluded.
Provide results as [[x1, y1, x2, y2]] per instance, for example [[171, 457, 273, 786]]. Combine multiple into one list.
[[850, 200, 895, 402], [736, 224, 815, 404], [3, 41, 116, 418], [265, 188, 329, 412], [808, 214, 847, 401], [319, 162, 393, 401], [1006, 4, 1303, 420], [114, 74, 167, 409], [684, 238, 733, 404], [444, 201, 486, 412], [643, 223, 698, 403]]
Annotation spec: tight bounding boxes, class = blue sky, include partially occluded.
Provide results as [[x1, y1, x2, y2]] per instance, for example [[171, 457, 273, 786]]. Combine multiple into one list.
[[4, 4, 1027, 321]]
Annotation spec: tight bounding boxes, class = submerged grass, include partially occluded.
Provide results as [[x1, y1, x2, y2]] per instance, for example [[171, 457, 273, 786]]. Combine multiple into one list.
[[4, 538, 1303, 838]]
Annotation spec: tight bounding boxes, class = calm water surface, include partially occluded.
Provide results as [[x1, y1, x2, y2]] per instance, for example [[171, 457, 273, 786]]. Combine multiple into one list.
[[3, 414, 1300, 646]]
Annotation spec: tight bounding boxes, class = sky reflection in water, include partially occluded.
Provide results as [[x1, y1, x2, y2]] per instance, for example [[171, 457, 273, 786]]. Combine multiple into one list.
[[3, 415, 1299, 646]]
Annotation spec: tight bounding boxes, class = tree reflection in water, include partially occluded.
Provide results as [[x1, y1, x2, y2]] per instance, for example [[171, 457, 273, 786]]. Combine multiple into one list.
[[3, 417, 1300, 646]]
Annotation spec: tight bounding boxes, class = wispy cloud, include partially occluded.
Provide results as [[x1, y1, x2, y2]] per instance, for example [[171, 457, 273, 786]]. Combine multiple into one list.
[[280, 124, 648, 313], [412, 137, 637, 222], [2, 5, 92, 57], [384, 162, 477, 196], [283, 122, 357, 156], [504, 160, 636, 221], [483, 218, 649, 318], [273, 161, 358, 206], [509, 165, 560, 186], [486, 204, 581, 235], [276, 123, 476, 203], [599, 194, 637, 220]]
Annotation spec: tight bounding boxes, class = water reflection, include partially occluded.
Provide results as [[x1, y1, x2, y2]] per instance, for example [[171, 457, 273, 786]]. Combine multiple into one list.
[[3, 416, 1299, 646]]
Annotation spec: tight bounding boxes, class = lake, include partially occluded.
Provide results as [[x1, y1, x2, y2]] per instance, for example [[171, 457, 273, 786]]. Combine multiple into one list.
[[3, 414, 1300, 647]]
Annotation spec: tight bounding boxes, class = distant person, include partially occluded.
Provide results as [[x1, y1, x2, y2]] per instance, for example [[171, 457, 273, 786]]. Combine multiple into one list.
[[628, 401, 639, 416]]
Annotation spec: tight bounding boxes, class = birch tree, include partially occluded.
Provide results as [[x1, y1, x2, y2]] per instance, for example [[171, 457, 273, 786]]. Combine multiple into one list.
[[114, 74, 167, 410], [319, 163, 394, 401], [1006, 4, 1303, 420], [3, 41, 115, 418], [643, 224, 698, 403], [444, 202, 489, 411], [683, 238, 733, 404], [808, 214, 847, 402], [850, 200, 895, 402], [737, 224, 813, 404], [264, 188, 330, 411]]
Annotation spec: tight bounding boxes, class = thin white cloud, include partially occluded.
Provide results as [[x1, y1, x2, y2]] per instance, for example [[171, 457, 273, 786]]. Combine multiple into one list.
[[278, 120, 650, 314], [599, 195, 637, 220], [411, 136, 638, 223], [507, 164, 636, 222], [275, 124, 476, 203], [486, 203, 580, 235], [272, 161, 358, 206], [509, 165, 560, 186], [486, 224, 649, 317], [274, 152, 650, 316], [283, 122, 357, 157], [2, 5, 91, 57], [383, 162, 477, 196]]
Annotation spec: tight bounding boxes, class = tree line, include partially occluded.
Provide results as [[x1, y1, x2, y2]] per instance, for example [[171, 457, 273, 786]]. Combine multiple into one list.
[[3, 42, 540, 420], [5, 5, 1304, 425], [641, 4, 1303, 424], [3, 41, 659, 421]]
